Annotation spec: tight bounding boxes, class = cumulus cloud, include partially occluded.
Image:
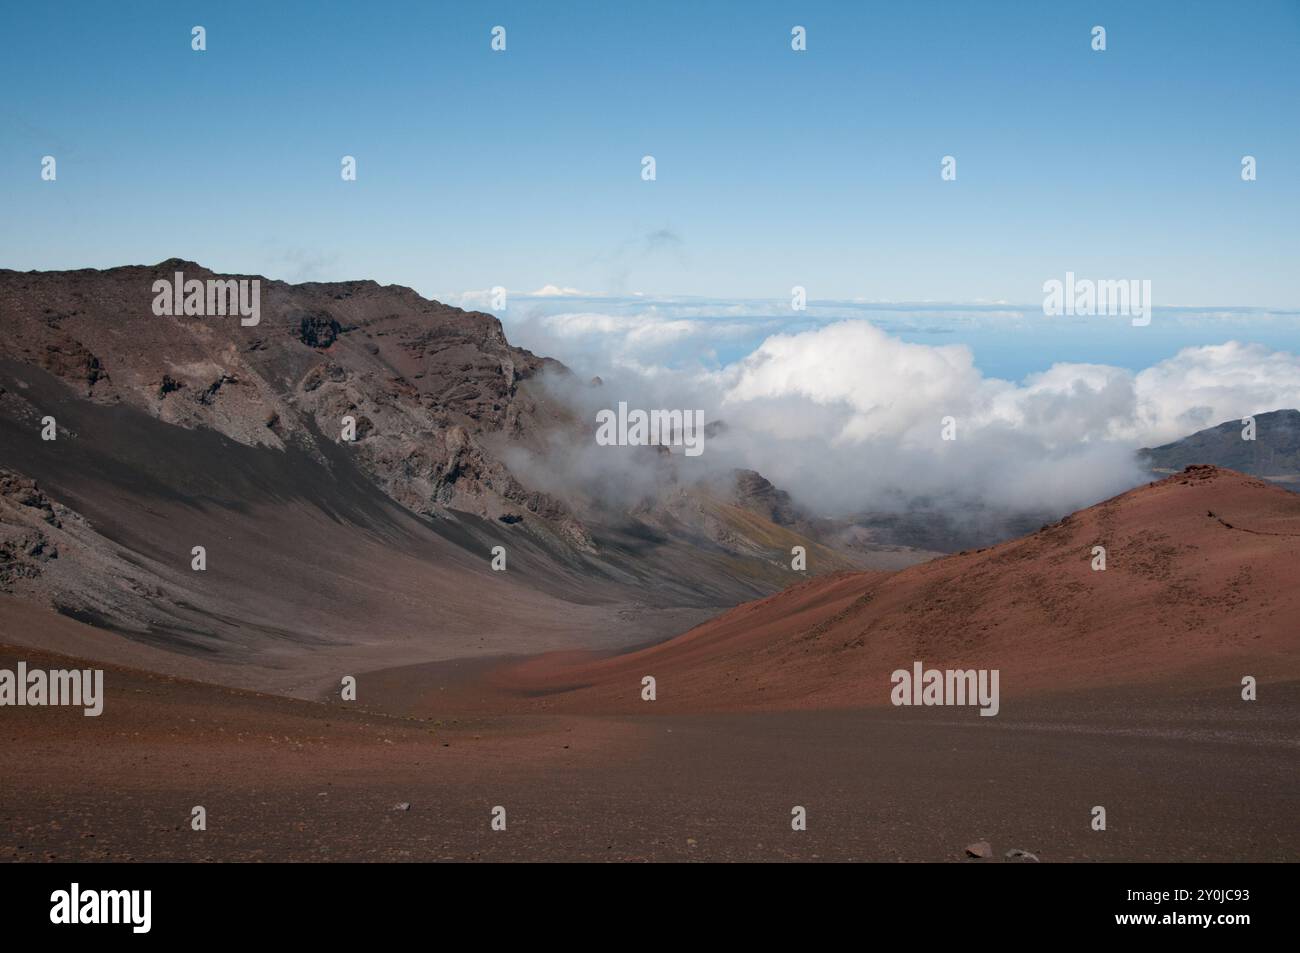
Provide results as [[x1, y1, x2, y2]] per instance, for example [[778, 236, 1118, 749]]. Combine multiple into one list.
[[719, 322, 986, 445], [703, 324, 1300, 513], [524, 315, 1300, 523], [1132, 342, 1300, 444], [444, 288, 499, 311]]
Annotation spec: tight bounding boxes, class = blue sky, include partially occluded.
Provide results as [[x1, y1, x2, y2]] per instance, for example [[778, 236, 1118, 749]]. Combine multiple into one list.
[[2, 0, 1297, 310], [5, 1, 1300, 514]]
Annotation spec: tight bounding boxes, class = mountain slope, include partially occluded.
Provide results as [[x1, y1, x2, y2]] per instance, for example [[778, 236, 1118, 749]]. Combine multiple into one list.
[[0, 261, 904, 688], [1139, 409, 1300, 487], [475, 466, 1300, 712]]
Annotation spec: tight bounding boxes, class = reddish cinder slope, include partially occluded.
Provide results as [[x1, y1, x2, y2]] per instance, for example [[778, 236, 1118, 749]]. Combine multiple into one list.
[[486, 466, 1300, 712]]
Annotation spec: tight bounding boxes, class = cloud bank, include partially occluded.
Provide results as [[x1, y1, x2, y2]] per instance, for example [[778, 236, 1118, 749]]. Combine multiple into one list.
[[513, 306, 1300, 521]]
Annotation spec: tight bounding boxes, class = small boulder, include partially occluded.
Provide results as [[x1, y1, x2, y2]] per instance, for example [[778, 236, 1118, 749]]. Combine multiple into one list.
[[1004, 848, 1040, 863]]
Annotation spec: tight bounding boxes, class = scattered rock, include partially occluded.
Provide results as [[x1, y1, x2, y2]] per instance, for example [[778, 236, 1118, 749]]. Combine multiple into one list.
[[964, 840, 993, 859], [0, 472, 58, 521], [197, 373, 237, 406], [1004, 848, 1040, 862], [392, 802, 411, 812]]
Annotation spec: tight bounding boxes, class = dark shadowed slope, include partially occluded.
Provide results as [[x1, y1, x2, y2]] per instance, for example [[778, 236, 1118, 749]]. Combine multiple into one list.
[[1140, 409, 1300, 487]]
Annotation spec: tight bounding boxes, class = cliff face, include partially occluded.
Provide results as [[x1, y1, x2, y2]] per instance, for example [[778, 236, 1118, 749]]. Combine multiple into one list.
[[0, 259, 584, 525]]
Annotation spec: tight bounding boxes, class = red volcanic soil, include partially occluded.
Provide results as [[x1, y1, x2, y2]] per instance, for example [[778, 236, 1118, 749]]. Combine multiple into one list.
[[2, 640, 1296, 862], [403, 466, 1300, 716], [2, 466, 1297, 862]]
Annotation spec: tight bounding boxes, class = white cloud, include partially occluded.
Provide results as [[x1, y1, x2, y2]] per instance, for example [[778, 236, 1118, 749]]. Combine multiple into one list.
[[1133, 342, 1300, 444], [440, 285, 598, 310], [715, 323, 1300, 450], [529, 284, 596, 297], [719, 322, 987, 445], [530, 313, 1300, 521], [445, 288, 498, 310]]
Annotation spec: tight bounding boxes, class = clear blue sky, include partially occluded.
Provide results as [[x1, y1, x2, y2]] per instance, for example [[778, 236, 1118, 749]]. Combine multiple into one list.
[[2, 0, 1297, 306]]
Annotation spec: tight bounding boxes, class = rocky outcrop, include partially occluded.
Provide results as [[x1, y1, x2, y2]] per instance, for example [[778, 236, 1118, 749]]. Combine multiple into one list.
[[0, 470, 61, 588], [0, 260, 565, 527], [732, 469, 799, 526]]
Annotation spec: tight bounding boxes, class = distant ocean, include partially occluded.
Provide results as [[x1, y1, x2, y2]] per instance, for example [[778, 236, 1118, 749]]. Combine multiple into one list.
[[499, 296, 1300, 381]]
